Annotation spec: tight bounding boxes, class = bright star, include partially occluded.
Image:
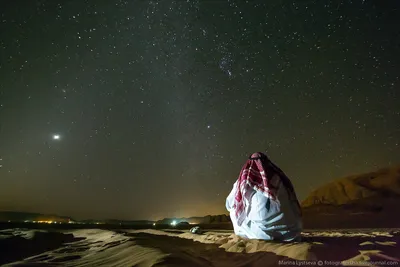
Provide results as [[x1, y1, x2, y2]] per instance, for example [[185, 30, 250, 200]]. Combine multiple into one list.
[[53, 134, 61, 140]]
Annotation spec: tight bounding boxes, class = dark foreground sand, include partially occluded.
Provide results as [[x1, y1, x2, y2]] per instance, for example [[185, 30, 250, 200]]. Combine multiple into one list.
[[1, 228, 399, 267]]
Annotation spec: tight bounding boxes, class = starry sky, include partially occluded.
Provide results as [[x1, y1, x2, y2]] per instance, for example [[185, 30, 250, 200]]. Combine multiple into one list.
[[0, 0, 399, 221]]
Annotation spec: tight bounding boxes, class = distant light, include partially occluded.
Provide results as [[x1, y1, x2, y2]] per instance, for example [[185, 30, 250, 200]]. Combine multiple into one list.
[[53, 134, 61, 140], [171, 220, 177, 226], [153, 223, 156, 226]]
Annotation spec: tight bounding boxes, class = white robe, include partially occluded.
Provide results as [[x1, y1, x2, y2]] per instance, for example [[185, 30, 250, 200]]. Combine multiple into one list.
[[226, 180, 302, 242]]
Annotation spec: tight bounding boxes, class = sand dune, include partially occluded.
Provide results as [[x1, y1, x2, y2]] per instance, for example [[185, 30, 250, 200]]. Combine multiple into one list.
[[1, 228, 399, 267], [127, 229, 314, 261]]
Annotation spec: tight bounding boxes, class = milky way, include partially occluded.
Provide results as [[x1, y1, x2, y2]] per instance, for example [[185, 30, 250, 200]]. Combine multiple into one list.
[[0, 0, 399, 220]]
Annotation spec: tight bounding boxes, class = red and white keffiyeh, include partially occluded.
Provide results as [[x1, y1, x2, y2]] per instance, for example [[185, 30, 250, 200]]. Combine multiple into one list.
[[233, 152, 300, 226]]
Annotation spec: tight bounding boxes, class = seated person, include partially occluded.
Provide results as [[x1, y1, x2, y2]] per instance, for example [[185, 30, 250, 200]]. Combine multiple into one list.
[[226, 152, 302, 242]]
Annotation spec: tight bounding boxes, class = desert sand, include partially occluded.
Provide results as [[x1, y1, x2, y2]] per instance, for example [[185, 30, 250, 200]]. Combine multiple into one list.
[[1, 228, 399, 267]]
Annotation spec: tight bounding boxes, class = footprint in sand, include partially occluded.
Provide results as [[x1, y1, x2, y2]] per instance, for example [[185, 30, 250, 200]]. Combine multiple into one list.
[[375, 241, 397, 246], [27, 254, 54, 262], [56, 246, 90, 253]]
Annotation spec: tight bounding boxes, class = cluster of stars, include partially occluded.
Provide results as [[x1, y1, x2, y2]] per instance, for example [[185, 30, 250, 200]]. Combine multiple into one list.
[[0, 0, 399, 220]]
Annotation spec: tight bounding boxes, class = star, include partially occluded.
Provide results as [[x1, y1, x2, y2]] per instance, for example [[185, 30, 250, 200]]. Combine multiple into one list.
[[52, 134, 61, 140]]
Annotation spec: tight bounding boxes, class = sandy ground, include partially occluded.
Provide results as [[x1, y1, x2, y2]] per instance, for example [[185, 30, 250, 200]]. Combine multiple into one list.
[[1, 228, 399, 267]]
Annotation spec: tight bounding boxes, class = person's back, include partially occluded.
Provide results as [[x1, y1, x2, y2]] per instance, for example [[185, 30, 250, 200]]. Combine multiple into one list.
[[225, 152, 302, 242]]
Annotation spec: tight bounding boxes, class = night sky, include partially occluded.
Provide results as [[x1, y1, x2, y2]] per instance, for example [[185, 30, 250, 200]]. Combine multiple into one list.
[[1, 1, 399, 221]]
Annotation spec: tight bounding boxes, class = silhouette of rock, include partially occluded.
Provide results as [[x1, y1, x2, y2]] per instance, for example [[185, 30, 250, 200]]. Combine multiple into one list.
[[301, 164, 400, 228]]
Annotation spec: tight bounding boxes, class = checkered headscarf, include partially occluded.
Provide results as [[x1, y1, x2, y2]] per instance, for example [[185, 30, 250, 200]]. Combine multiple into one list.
[[233, 152, 301, 226]]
